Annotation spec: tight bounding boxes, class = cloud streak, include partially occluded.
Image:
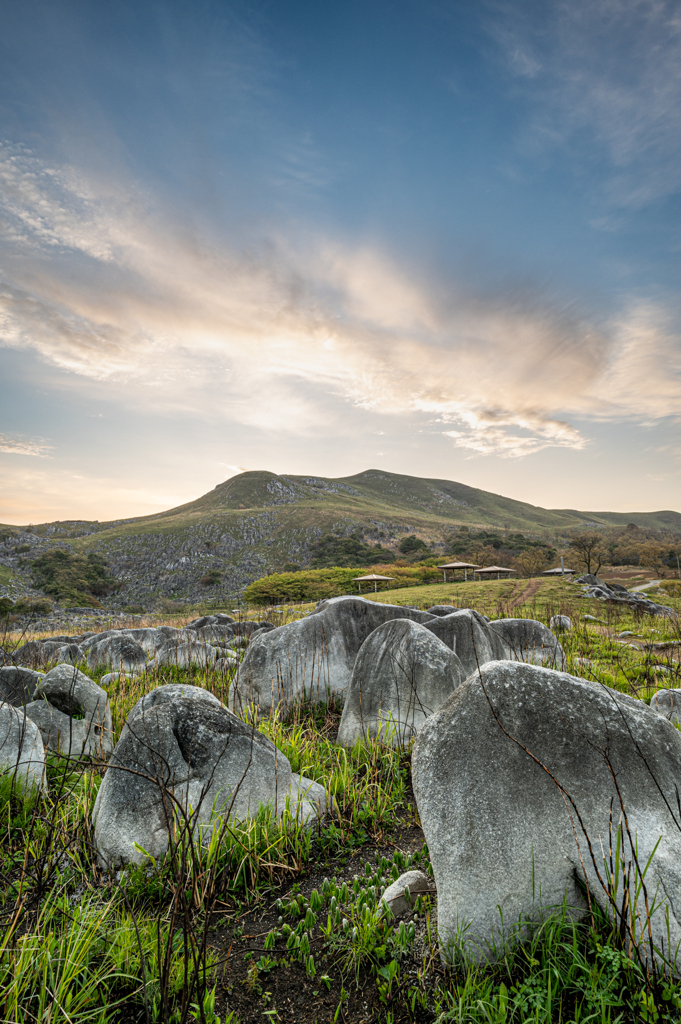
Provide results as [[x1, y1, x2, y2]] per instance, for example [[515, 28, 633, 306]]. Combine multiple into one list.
[[491, 0, 681, 208], [1, 143, 680, 458], [0, 433, 52, 456]]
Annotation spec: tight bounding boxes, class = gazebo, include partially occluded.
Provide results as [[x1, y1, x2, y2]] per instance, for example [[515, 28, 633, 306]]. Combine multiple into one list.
[[436, 561, 480, 583], [542, 566, 575, 575], [352, 573, 395, 593], [476, 565, 518, 580]]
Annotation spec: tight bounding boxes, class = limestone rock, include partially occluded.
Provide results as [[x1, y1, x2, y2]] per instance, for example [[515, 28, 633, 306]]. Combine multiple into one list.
[[650, 689, 681, 725], [0, 704, 46, 791], [489, 618, 566, 669], [412, 660, 681, 962], [87, 636, 147, 672], [380, 870, 435, 919], [337, 619, 465, 747], [55, 643, 84, 665], [423, 610, 507, 678], [93, 684, 326, 867], [0, 666, 44, 707], [24, 665, 113, 757], [426, 605, 461, 617], [194, 624, 235, 643], [153, 640, 217, 668], [231, 595, 436, 716], [549, 615, 572, 632], [13, 640, 52, 669]]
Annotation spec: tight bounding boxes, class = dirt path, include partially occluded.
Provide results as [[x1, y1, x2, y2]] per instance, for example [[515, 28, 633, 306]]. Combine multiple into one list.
[[509, 577, 541, 609]]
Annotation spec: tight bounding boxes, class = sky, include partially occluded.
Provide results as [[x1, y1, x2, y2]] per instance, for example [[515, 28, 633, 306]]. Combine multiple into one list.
[[1, 0, 680, 525]]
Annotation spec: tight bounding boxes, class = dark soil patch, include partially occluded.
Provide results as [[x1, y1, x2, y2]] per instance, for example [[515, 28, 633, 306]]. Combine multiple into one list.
[[209, 824, 431, 1024]]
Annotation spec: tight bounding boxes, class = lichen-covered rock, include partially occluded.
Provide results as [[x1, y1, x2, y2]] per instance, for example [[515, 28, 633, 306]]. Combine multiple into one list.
[[337, 619, 465, 747], [0, 666, 44, 706], [24, 665, 113, 757], [650, 689, 681, 725], [489, 618, 566, 669], [231, 596, 436, 716], [55, 643, 84, 666], [87, 636, 147, 672], [153, 640, 217, 668], [423, 610, 507, 677], [0, 704, 46, 791], [413, 661, 681, 963], [194, 624, 234, 643], [93, 684, 326, 867]]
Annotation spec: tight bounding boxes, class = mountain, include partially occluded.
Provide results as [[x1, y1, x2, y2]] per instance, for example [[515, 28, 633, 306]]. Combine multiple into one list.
[[2, 469, 680, 608]]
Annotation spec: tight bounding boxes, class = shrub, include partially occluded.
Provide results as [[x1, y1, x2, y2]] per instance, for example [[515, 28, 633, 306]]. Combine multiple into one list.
[[200, 570, 222, 586], [0, 597, 14, 619], [30, 549, 117, 606], [309, 532, 393, 568], [13, 596, 54, 616], [244, 562, 442, 605], [398, 536, 429, 555]]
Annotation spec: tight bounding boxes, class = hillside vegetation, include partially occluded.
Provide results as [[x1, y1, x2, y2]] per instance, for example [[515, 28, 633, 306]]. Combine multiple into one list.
[[1, 469, 680, 610]]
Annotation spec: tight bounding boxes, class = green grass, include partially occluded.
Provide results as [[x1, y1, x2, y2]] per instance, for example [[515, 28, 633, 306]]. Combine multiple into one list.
[[2, 587, 681, 1022]]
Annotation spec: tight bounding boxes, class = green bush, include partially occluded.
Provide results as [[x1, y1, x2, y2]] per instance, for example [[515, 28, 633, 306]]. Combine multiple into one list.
[[244, 562, 443, 605], [13, 596, 54, 616], [309, 532, 393, 568], [398, 535, 430, 555], [0, 597, 14, 619], [30, 549, 117, 606]]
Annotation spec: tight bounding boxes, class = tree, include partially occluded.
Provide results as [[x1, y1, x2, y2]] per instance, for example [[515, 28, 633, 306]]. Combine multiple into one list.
[[398, 535, 429, 556], [516, 549, 549, 577], [569, 532, 607, 575]]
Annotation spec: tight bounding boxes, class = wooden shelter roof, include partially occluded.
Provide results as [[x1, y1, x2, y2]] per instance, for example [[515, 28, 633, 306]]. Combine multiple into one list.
[[476, 565, 518, 573], [352, 573, 395, 581], [436, 561, 481, 569]]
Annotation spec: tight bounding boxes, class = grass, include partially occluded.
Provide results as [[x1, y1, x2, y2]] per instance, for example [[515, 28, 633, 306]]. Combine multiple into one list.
[[2, 582, 681, 1022]]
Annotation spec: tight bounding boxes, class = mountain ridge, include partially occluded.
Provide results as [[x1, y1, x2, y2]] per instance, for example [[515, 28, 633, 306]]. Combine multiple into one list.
[[1, 469, 679, 609]]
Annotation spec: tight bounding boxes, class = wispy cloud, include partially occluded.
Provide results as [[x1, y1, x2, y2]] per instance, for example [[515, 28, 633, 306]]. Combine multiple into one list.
[[1, 144, 680, 458], [490, 0, 681, 208], [0, 433, 53, 456]]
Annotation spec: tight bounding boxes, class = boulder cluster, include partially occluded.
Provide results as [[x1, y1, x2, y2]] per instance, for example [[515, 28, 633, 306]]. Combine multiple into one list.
[[575, 573, 674, 616], [2, 592, 681, 965], [3, 614, 275, 674]]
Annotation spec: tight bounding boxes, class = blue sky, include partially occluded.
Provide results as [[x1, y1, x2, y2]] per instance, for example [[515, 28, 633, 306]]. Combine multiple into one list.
[[1, 0, 680, 523]]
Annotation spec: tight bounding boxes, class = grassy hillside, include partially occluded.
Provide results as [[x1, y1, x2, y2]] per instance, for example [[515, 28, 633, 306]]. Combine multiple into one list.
[[1, 469, 679, 609]]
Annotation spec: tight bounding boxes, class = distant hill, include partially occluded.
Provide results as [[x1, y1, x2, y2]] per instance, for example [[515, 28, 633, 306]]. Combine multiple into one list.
[[1, 469, 679, 608]]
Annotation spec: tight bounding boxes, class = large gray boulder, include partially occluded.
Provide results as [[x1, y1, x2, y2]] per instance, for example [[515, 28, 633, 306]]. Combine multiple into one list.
[[87, 635, 147, 672], [24, 665, 113, 757], [423, 610, 507, 678], [0, 666, 44, 706], [489, 618, 566, 669], [153, 640, 217, 668], [413, 661, 681, 963], [93, 684, 326, 867], [337, 619, 466, 748], [0, 704, 46, 791], [55, 643, 84, 666], [13, 640, 57, 669], [124, 628, 168, 655], [194, 624, 235, 643], [80, 630, 123, 653], [231, 596, 436, 716]]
